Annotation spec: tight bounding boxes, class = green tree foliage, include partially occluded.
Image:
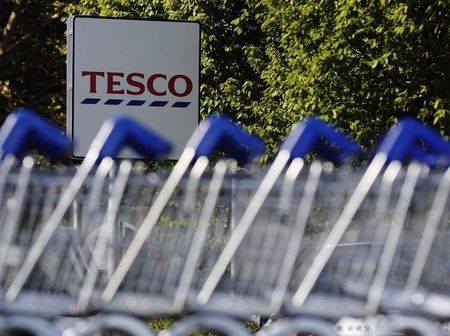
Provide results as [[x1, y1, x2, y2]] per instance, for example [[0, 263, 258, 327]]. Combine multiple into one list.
[[259, 0, 450, 149], [0, 0, 70, 127], [68, 0, 450, 156], [3, 0, 450, 157]]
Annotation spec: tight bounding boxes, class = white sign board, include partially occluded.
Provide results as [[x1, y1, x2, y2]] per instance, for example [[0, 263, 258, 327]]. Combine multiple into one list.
[[67, 16, 200, 159]]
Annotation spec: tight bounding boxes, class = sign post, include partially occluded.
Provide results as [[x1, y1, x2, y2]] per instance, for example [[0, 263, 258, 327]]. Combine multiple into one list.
[[67, 16, 200, 159]]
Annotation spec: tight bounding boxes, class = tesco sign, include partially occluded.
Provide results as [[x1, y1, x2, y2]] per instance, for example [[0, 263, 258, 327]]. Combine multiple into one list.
[[67, 16, 200, 159], [81, 72, 193, 97]]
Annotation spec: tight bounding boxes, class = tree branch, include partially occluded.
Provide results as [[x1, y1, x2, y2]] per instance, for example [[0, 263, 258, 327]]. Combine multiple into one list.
[[0, 0, 23, 57], [341, 33, 373, 62], [0, 2, 63, 59]]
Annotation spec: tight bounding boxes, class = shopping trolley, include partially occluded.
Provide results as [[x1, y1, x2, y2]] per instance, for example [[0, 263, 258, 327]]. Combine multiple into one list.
[[259, 118, 450, 336], [1, 110, 172, 336], [400, 166, 450, 321], [0, 109, 73, 336], [364, 132, 450, 334], [56, 116, 265, 336], [159, 117, 362, 336]]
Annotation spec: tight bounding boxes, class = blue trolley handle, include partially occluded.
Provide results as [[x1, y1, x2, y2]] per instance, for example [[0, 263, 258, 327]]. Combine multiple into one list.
[[185, 115, 265, 164], [90, 116, 172, 161], [0, 108, 73, 161], [408, 146, 447, 167], [376, 117, 450, 165], [280, 117, 362, 163]]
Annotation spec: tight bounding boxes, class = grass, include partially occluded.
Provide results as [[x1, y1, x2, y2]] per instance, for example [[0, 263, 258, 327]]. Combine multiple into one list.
[[148, 317, 259, 335]]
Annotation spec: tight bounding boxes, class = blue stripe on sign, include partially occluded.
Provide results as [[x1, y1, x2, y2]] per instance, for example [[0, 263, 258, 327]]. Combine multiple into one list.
[[150, 101, 168, 107], [172, 102, 191, 108], [127, 100, 146, 106], [81, 98, 101, 104], [104, 99, 123, 105]]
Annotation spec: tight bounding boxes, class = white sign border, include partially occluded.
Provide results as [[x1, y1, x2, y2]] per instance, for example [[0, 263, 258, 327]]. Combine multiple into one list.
[[66, 15, 201, 160]]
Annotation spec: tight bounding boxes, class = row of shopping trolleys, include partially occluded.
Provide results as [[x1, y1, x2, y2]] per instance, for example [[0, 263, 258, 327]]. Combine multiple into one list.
[[0, 107, 449, 336]]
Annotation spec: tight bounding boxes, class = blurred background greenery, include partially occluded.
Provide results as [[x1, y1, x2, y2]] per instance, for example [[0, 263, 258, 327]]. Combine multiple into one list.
[[1, 0, 450, 160]]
